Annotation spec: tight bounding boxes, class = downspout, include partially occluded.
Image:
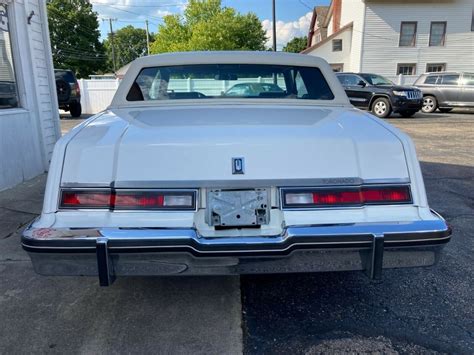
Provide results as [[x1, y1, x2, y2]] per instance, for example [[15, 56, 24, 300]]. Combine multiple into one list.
[[358, 3, 368, 72]]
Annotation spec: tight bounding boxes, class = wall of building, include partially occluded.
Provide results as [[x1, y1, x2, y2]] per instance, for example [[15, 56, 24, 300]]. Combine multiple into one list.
[[0, 0, 60, 191], [340, 0, 366, 72], [306, 27, 354, 71], [361, 0, 474, 76]]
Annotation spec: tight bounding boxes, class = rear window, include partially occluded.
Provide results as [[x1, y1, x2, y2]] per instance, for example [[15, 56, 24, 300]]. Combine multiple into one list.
[[127, 64, 334, 101], [55, 70, 76, 84]]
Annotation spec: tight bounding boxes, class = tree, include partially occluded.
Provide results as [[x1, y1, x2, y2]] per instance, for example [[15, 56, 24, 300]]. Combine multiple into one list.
[[282, 36, 308, 53], [150, 0, 267, 54], [47, 0, 106, 78], [104, 26, 151, 71]]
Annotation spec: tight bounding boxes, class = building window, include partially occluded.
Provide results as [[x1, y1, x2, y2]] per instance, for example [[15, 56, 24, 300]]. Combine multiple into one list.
[[471, 8, 474, 31], [330, 63, 344, 72], [397, 64, 416, 75], [426, 63, 446, 72], [399, 22, 417, 47], [0, 4, 18, 109], [429, 22, 447, 46], [332, 39, 342, 52]]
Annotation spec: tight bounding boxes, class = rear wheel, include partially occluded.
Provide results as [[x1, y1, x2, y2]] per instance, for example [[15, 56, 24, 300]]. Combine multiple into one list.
[[371, 97, 392, 118], [399, 110, 418, 118], [69, 102, 82, 118], [422, 95, 437, 113], [438, 108, 453, 113]]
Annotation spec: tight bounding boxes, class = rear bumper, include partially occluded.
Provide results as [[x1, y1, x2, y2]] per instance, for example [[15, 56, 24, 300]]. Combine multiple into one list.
[[22, 210, 451, 285]]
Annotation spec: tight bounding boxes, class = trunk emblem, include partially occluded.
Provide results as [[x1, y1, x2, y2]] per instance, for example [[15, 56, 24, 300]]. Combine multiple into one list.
[[232, 157, 245, 175]]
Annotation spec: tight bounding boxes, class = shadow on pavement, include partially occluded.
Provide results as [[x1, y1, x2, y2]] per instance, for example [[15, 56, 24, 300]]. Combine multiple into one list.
[[242, 161, 474, 354]]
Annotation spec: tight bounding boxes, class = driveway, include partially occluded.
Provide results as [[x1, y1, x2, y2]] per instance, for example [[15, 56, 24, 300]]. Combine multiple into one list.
[[0, 110, 472, 354]]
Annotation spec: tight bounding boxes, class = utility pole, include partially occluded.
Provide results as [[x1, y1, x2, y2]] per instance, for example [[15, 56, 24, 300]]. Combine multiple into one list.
[[272, 0, 277, 51], [103, 18, 117, 72], [145, 20, 150, 56]]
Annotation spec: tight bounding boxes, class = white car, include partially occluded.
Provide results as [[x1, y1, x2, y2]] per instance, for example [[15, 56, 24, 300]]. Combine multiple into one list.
[[23, 52, 451, 286]]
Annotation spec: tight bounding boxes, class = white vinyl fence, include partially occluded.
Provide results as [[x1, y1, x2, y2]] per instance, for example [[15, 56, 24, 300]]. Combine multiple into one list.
[[78, 74, 419, 115], [386, 74, 418, 86], [78, 79, 120, 114]]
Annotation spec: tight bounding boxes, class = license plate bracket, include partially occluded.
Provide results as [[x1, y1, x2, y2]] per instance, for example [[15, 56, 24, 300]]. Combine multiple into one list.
[[207, 189, 270, 227]]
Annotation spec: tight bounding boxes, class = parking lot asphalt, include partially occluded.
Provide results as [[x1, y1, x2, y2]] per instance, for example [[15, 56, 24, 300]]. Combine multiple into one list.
[[0, 110, 472, 354]]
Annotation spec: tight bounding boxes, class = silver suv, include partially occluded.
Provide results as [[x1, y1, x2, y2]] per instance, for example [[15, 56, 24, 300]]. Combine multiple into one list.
[[414, 72, 474, 113]]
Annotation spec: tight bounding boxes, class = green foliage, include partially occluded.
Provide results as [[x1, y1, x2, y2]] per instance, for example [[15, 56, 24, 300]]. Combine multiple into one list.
[[47, 0, 106, 78], [150, 0, 267, 54], [282, 36, 308, 53], [104, 25, 152, 71]]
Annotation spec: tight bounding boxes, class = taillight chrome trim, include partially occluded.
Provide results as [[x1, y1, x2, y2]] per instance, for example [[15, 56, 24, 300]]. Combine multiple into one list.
[[58, 188, 198, 212], [279, 185, 412, 210]]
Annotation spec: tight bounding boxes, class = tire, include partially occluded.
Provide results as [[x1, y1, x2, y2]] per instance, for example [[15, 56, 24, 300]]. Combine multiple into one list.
[[69, 102, 82, 118], [422, 95, 437, 113], [56, 79, 71, 103], [438, 108, 453, 113], [399, 110, 418, 118], [371, 97, 392, 118]]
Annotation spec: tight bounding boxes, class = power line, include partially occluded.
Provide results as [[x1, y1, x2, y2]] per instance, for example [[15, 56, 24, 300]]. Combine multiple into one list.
[[92, 3, 165, 21], [298, 0, 313, 10], [90, 1, 184, 8], [47, 6, 102, 34]]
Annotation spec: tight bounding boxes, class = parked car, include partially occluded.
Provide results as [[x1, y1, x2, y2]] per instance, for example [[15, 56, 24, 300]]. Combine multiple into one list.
[[22, 52, 451, 286], [54, 69, 82, 118], [0, 80, 17, 108], [224, 82, 284, 97], [414, 72, 474, 113], [336, 72, 423, 118]]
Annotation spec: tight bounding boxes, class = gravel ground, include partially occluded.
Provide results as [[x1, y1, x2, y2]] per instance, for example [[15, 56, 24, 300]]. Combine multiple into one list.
[[242, 110, 474, 354]]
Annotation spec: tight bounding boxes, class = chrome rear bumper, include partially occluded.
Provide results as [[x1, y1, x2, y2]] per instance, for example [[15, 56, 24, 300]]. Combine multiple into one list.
[[22, 211, 451, 286]]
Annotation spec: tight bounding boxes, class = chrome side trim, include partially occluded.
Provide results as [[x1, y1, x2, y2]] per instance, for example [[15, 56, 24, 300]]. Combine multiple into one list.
[[60, 177, 411, 189]]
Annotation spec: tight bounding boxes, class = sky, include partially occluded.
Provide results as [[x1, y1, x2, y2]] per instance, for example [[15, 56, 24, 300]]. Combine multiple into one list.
[[90, 0, 330, 49]]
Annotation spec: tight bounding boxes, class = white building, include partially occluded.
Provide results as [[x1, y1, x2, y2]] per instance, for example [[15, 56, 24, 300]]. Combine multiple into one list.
[[0, 0, 60, 191], [302, 0, 474, 78]]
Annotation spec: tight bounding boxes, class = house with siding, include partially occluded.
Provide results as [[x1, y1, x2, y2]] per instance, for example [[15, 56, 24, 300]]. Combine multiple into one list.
[[0, 0, 60, 190], [302, 0, 474, 79]]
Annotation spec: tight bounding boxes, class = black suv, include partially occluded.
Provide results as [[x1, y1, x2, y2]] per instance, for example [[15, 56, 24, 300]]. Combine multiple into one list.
[[54, 69, 82, 118], [336, 73, 423, 118], [414, 72, 474, 113]]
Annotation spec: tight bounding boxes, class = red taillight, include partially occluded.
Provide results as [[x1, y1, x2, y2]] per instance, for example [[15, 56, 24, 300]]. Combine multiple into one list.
[[60, 190, 196, 210], [282, 186, 411, 208], [60, 191, 111, 208], [74, 83, 80, 96]]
